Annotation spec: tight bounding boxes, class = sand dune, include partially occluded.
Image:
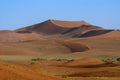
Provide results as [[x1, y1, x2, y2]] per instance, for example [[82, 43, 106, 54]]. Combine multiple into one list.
[[15, 20, 97, 36], [15, 19, 110, 39], [1, 20, 119, 41], [0, 61, 61, 80], [0, 30, 45, 42], [65, 57, 105, 67]]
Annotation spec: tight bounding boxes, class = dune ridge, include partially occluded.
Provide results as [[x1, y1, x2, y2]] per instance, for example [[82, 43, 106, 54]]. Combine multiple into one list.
[[50, 19, 90, 28], [65, 57, 105, 67]]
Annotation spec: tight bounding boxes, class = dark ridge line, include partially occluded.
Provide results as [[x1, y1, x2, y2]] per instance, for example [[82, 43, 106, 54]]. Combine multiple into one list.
[[74, 30, 114, 38], [62, 27, 80, 34]]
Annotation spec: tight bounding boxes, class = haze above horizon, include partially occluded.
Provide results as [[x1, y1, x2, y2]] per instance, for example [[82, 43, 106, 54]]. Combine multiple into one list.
[[0, 0, 120, 30]]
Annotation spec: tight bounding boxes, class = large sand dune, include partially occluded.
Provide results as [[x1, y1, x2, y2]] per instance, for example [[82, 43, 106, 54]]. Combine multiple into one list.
[[15, 20, 103, 37], [1, 20, 117, 40]]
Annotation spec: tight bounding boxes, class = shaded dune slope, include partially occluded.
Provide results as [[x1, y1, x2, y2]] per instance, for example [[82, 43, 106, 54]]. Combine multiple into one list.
[[75, 30, 113, 38], [75, 30, 120, 38], [62, 25, 103, 37], [56, 41, 89, 52]]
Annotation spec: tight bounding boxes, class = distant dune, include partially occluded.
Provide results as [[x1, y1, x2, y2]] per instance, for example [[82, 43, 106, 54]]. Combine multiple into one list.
[[14, 19, 109, 38], [15, 20, 91, 35], [0, 19, 119, 43]]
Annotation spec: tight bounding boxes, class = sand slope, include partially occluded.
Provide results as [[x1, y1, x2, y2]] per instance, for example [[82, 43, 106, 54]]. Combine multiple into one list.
[[0, 61, 61, 80], [16, 20, 68, 35], [79, 30, 120, 39], [0, 30, 44, 42], [65, 57, 105, 67], [62, 25, 103, 38]]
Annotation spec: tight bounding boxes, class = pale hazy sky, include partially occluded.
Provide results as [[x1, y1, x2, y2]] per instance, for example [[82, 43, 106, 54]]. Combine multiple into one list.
[[0, 0, 120, 30]]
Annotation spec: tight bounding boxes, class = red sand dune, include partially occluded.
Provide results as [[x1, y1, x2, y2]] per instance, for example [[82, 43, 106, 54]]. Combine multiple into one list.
[[1, 20, 119, 41], [15, 20, 91, 35], [65, 57, 105, 67], [15, 19, 106, 38], [0, 61, 61, 80]]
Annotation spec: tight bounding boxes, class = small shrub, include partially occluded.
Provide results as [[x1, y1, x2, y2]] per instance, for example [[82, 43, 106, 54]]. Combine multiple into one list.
[[30, 62, 35, 65], [102, 58, 114, 64], [56, 59, 62, 61], [61, 75, 67, 78], [116, 57, 120, 62], [67, 59, 74, 62], [31, 58, 45, 61]]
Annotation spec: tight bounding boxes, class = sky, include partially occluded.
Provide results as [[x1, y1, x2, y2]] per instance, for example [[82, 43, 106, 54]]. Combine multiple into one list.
[[0, 0, 120, 30]]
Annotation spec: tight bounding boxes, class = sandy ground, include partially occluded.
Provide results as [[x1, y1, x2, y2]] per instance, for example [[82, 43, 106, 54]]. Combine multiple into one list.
[[0, 58, 120, 80]]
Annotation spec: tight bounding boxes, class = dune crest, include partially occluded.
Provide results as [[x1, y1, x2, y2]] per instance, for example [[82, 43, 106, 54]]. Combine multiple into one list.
[[50, 19, 90, 28]]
